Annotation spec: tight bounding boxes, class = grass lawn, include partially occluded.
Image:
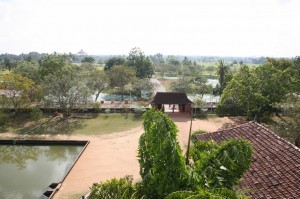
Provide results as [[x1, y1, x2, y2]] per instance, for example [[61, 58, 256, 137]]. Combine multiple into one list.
[[0, 113, 142, 136], [73, 113, 142, 135]]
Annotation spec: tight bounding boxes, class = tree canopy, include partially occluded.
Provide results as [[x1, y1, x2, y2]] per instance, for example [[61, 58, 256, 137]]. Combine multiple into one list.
[[38, 53, 70, 77], [126, 47, 154, 79], [104, 57, 126, 71], [217, 59, 295, 120], [81, 56, 95, 63], [0, 73, 38, 112], [217, 60, 230, 95]]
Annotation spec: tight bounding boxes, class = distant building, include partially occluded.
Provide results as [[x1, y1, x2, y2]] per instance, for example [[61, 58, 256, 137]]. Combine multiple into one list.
[[150, 92, 193, 113], [76, 49, 87, 56]]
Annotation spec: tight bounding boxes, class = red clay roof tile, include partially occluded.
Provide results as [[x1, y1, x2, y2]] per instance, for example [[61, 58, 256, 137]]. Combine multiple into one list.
[[196, 121, 300, 198]]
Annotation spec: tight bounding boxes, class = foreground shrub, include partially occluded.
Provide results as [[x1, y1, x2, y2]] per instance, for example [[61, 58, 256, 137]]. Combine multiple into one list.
[[165, 188, 247, 199], [191, 139, 252, 189], [138, 109, 188, 199], [89, 175, 136, 199]]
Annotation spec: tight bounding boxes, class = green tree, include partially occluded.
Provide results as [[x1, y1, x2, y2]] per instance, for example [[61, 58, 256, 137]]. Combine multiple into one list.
[[89, 176, 135, 199], [293, 56, 300, 77], [266, 57, 293, 71], [206, 66, 215, 76], [217, 61, 293, 120], [165, 188, 247, 199], [0, 73, 37, 112], [87, 70, 109, 102], [81, 56, 95, 63], [38, 53, 70, 77], [192, 74, 212, 97], [132, 78, 154, 99], [126, 47, 154, 79], [292, 56, 300, 93], [13, 61, 41, 83], [193, 84, 213, 98], [107, 66, 136, 100], [190, 139, 252, 189], [3, 58, 17, 71], [149, 53, 165, 65], [104, 57, 126, 71], [171, 78, 192, 93], [138, 109, 188, 198], [182, 56, 192, 66], [193, 97, 206, 116], [42, 67, 92, 116], [217, 60, 229, 94], [158, 63, 169, 78], [166, 56, 180, 67]]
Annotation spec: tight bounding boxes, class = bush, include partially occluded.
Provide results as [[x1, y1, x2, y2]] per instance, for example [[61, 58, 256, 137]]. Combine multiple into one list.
[[191, 139, 252, 189], [216, 98, 244, 116], [89, 175, 136, 199], [30, 107, 43, 120], [0, 112, 9, 125]]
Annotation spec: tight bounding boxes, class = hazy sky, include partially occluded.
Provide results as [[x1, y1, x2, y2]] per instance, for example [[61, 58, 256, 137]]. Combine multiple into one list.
[[0, 0, 299, 57]]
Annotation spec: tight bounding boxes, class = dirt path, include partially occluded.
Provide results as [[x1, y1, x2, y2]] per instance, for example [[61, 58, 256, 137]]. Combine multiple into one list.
[[168, 113, 234, 149], [0, 115, 239, 199], [150, 77, 166, 93]]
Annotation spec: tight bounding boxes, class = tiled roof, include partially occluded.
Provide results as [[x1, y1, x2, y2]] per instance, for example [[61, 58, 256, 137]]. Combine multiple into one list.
[[150, 92, 193, 105], [196, 121, 300, 199]]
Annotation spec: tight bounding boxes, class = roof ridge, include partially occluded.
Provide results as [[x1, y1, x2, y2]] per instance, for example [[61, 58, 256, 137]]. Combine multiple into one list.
[[198, 121, 300, 152], [195, 121, 251, 137]]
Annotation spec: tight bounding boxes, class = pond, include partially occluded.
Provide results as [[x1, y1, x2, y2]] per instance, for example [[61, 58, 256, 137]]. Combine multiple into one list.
[[0, 143, 85, 199]]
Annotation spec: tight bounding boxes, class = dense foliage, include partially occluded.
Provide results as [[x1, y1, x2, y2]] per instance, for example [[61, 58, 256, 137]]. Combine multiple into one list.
[[217, 60, 229, 95], [104, 57, 126, 71], [0, 73, 38, 112], [126, 47, 154, 79], [89, 176, 135, 199], [217, 58, 298, 121], [0, 50, 156, 114], [138, 109, 188, 198], [190, 139, 252, 189]]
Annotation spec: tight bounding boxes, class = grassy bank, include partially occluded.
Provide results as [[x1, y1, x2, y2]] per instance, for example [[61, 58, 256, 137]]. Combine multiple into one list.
[[0, 113, 142, 136]]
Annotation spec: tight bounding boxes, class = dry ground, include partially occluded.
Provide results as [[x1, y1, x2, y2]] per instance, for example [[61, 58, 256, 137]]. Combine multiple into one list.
[[0, 113, 246, 199]]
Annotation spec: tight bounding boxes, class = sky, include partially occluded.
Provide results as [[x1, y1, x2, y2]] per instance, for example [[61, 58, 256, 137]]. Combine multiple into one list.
[[0, 0, 299, 57]]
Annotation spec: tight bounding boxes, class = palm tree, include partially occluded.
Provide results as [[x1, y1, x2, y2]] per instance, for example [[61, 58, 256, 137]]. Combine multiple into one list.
[[217, 60, 229, 94]]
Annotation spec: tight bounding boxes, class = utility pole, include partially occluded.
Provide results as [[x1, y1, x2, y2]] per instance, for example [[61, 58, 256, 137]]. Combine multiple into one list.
[[185, 109, 193, 165]]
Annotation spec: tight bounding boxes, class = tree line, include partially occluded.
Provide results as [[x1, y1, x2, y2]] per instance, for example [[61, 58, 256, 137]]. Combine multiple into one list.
[[0, 48, 154, 117]]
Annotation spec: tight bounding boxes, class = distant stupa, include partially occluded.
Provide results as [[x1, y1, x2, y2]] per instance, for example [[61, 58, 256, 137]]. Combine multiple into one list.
[[76, 49, 87, 56]]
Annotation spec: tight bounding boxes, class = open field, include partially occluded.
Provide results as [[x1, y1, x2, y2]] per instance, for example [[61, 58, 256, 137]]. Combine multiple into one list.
[[0, 113, 142, 136], [73, 114, 142, 135]]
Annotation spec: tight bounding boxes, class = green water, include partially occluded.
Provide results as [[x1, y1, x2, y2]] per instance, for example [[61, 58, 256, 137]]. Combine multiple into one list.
[[0, 145, 83, 199]]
